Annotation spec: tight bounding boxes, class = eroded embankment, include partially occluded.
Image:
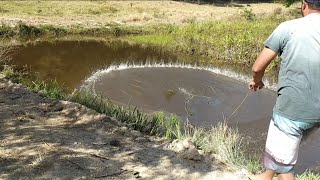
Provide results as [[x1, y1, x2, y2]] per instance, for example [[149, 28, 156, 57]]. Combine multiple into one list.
[[0, 77, 251, 179]]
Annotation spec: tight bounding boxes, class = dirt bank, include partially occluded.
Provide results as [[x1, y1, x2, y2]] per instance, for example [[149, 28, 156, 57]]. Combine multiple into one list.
[[0, 77, 251, 179]]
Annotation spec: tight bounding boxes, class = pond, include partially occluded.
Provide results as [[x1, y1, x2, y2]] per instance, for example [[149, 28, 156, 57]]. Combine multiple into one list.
[[9, 38, 320, 174]]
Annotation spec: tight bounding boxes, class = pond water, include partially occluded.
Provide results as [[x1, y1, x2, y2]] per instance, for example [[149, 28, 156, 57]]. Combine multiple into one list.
[[9, 39, 320, 174]]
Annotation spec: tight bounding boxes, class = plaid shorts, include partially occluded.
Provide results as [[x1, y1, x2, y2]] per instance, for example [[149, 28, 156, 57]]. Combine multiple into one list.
[[264, 112, 319, 173]]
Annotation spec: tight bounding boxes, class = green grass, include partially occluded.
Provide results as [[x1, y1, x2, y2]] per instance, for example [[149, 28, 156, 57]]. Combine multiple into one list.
[[297, 172, 320, 180], [182, 121, 262, 174], [0, 25, 16, 37], [0, 23, 144, 38], [129, 34, 174, 47], [151, 112, 182, 139], [1, 65, 15, 79], [23, 79, 66, 100], [69, 90, 182, 140], [0, 45, 8, 63], [128, 15, 288, 70]]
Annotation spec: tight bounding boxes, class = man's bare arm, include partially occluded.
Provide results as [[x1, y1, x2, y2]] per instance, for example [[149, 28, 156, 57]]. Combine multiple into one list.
[[249, 47, 278, 91]]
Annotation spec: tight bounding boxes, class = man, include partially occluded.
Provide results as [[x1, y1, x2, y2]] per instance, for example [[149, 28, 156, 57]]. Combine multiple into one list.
[[248, 0, 320, 179]]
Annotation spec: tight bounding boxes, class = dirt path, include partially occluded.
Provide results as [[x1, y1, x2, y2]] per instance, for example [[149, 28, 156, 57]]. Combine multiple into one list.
[[0, 78, 251, 179]]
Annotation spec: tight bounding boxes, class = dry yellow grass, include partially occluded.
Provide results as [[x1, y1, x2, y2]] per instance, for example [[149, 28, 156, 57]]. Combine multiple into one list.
[[0, 1, 288, 28]]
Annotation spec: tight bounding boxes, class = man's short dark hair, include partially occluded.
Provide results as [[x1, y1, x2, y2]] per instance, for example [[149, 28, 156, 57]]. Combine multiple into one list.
[[305, 0, 320, 9]]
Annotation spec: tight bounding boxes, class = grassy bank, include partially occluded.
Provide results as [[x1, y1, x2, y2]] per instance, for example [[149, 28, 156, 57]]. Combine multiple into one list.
[[128, 14, 291, 72], [0, 23, 145, 38]]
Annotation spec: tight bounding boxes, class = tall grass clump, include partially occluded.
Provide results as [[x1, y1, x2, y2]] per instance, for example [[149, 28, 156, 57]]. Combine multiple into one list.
[[151, 112, 182, 139], [0, 44, 9, 63], [70, 90, 149, 129], [240, 8, 256, 21], [297, 171, 320, 180], [23, 79, 66, 100], [183, 121, 262, 174], [18, 22, 44, 37], [68, 90, 182, 140], [0, 25, 15, 37], [0, 44, 17, 79], [1, 64, 15, 78], [0, 43, 14, 64]]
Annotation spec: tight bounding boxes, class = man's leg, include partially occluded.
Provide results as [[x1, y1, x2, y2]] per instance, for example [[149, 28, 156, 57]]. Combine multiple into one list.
[[254, 113, 302, 180], [277, 173, 295, 180], [253, 113, 318, 180], [252, 169, 295, 180], [253, 169, 275, 180]]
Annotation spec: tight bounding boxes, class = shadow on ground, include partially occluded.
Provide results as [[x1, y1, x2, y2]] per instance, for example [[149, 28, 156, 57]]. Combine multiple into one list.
[[0, 79, 228, 179]]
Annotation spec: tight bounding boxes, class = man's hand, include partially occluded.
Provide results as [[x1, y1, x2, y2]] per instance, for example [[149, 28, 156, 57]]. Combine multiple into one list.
[[248, 80, 264, 91], [250, 47, 278, 91]]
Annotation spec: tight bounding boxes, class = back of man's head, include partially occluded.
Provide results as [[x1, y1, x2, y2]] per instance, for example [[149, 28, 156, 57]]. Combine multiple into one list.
[[305, 0, 320, 10]]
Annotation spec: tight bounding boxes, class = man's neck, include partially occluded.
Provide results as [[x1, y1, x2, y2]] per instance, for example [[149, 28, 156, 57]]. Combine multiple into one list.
[[309, 8, 320, 14], [305, 10, 320, 16]]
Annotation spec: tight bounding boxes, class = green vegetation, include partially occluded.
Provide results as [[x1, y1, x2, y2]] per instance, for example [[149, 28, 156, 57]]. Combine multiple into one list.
[[0, 23, 144, 38], [297, 172, 320, 180], [0, 44, 11, 63], [129, 34, 174, 47], [24, 79, 65, 100], [1, 65, 15, 79], [70, 91, 182, 140], [183, 121, 262, 173], [129, 15, 288, 70], [152, 112, 182, 139]]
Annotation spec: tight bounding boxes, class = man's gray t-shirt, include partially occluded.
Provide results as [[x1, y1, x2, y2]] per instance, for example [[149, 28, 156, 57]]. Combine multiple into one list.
[[264, 13, 320, 122]]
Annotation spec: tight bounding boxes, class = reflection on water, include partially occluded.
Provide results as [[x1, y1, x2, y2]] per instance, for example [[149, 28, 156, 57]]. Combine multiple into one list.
[[10, 39, 178, 88], [9, 39, 320, 173]]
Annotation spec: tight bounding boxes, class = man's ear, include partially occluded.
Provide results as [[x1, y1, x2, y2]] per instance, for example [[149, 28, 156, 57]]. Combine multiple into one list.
[[301, 1, 309, 16], [302, 1, 308, 11]]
